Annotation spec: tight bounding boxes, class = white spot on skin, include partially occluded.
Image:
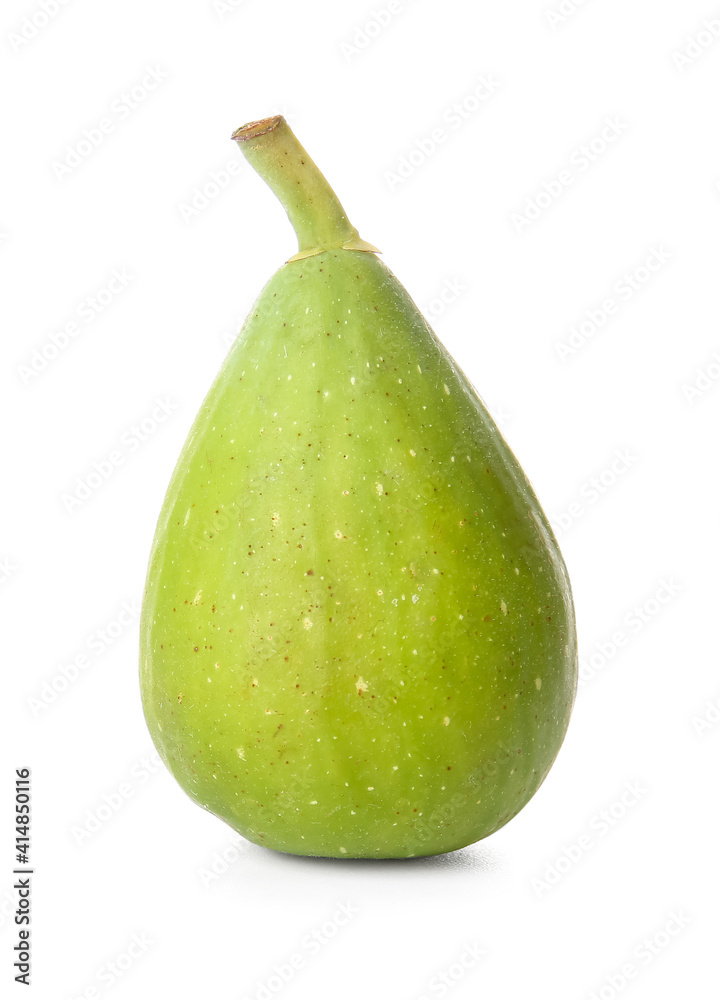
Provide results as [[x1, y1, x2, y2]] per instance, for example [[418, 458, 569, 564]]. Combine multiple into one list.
[[334, 530, 343, 539], [192, 590, 202, 605], [356, 677, 368, 694], [367, 787, 374, 791], [500, 601, 507, 615], [443, 716, 450, 726], [303, 619, 313, 630], [443, 384, 450, 395], [236, 748, 245, 759], [409, 449, 416, 457], [535, 677, 542, 690], [375, 482, 383, 495]]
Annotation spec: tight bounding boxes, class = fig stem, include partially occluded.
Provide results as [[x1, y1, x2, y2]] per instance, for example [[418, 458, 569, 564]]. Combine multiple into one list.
[[231, 116, 379, 262]]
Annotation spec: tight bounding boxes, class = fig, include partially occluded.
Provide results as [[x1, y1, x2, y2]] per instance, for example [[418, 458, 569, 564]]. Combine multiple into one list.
[[139, 116, 577, 858]]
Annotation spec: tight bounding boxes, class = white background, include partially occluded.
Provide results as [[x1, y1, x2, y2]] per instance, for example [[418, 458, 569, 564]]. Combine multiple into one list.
[[3, 0, 719, 997]]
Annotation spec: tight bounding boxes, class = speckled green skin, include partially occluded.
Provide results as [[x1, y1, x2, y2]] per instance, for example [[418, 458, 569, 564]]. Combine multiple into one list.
[[140, 250, 577, 858]]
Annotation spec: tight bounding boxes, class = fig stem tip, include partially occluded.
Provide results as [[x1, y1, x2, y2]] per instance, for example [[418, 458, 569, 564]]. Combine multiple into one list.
[[231, 116, 285, 142]]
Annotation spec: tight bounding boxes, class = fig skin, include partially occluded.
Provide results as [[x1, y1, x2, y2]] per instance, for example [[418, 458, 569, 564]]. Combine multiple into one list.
[[140, 244, 577, 858]]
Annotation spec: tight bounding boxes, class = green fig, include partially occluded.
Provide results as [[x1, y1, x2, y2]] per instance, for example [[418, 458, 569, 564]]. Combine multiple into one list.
[[140, 116, 577, 858]]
